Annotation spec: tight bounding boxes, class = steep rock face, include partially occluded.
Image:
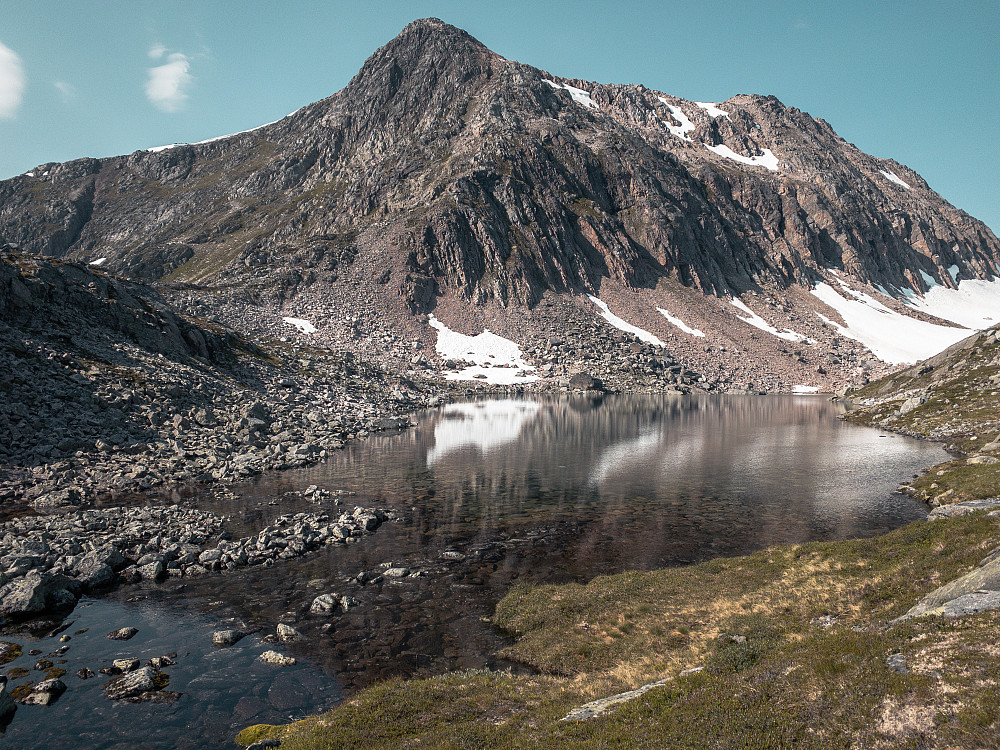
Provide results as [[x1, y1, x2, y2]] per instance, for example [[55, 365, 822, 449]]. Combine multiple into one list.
[[0, 250, 240, 362], [0, 18, 996, 317]]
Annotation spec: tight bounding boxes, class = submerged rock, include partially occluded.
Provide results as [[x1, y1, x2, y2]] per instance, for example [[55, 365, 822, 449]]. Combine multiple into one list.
[[106, 626, 138, 641]]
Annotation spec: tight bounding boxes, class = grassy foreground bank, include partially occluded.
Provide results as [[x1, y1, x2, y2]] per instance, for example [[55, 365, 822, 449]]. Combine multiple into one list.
[[238, 511, 1000, 749]]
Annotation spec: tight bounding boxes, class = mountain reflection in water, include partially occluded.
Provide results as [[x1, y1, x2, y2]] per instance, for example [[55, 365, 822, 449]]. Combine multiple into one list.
[[2, 395, 944, 750]]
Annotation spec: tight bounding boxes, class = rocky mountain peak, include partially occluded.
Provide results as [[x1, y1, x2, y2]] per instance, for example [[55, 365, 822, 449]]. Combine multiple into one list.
[[1, 19, 999, 392]]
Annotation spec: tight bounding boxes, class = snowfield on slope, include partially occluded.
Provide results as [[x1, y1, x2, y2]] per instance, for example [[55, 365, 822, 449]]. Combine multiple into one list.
[[811, 282, 973, 364], [543, 79, 599, 109], [880, 169, 911, 189], [695, 102, 730, 118], [283, 317, 317, 334], [896, 276, 1000, 330], [589, 296, 665, 346], [730, 299, 809, 342], [657, 307, 705, 337], [658, 98, 695, 141], [429, 315, 538, 385], [706, 144, 779, 171]]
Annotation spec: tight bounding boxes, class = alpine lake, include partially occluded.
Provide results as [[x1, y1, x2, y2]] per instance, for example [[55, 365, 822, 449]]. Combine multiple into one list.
[[0, 394, 949, 749]]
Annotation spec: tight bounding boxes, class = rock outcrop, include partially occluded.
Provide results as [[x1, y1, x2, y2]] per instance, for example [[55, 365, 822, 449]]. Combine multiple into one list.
[[0, 18, 996, 317]]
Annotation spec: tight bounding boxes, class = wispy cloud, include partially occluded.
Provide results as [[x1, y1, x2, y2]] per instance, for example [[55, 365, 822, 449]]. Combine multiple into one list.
[[53, 80, 75, 103], [145, 48, 192, 113], [0, 41, 26, 120]]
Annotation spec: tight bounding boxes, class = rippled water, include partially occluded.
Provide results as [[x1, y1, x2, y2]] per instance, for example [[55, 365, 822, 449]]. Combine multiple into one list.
[[0, 394, 948, 748]]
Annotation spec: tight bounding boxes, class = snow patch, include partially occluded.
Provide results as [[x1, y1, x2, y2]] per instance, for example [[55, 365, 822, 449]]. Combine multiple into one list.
[[900, 276, 1000, 330], [811, 282, 973, 364], [695, 101, 730, 119], [24, 171, 35, 177], [880, 170, 911, 189], [947, 265, 960, 283], [791, 385, 820, 394], [730, 299, 809, 342], [918, 269, 938, 288], [283, 317, 316, 334], [705, 144, 779, 171], [657, 98, 694, 141], [589, 296, 664, 346], [543, 79, 599, 109], [429, 315, 538, 385], [144, 110, 298, 153], [656, 307, 705, 337], [427, 400, 540, 466], [89, 257, 107, 266]]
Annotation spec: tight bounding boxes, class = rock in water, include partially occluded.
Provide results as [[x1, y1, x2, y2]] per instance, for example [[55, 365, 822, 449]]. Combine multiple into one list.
[[106, 626, 139, 641], [19, 678, 67, 706], [258, 650, 296, 666], [276, 623, 302, 642], [309, 594, 340, 614], [212, 629, 249, 647], [0, 678, 16, 723], [104, 666, 157, 700]]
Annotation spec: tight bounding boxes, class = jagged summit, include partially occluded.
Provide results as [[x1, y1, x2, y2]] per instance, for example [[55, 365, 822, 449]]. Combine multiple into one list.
[[1, 19, 999, 391]]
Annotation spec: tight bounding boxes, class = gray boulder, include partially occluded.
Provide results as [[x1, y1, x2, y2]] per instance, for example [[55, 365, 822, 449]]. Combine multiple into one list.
[[0, 572, 80, 617], [20, 678, 67, 706], [897, 555, 1000, 621], [104, 666, 157, 700], [75, 559, 114, 590], [212, 629, 249, 647], [928, 497, 1000, 519], [309, 593, 340, 613]]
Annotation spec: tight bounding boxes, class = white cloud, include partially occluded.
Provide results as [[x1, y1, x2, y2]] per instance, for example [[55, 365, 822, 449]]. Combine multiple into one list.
[[145, 51, 192, 113], [53, 80, 75, 103], [148, 43, 166, 60], [0, 41, 26, 120]]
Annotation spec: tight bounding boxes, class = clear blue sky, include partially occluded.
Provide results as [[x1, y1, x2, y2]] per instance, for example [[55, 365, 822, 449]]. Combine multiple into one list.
[[1, 1, 997, 232]]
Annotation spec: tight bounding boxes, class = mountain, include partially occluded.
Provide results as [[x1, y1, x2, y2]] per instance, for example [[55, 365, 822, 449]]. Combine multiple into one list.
[[2, 18, 999, 392]]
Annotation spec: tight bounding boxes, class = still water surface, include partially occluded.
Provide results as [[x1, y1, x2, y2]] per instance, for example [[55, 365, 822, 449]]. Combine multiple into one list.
[[1, 395, 949, 748]]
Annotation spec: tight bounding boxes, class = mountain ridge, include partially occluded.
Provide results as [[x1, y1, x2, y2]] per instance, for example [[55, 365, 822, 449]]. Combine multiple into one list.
[[1, 18, 998, 391]]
